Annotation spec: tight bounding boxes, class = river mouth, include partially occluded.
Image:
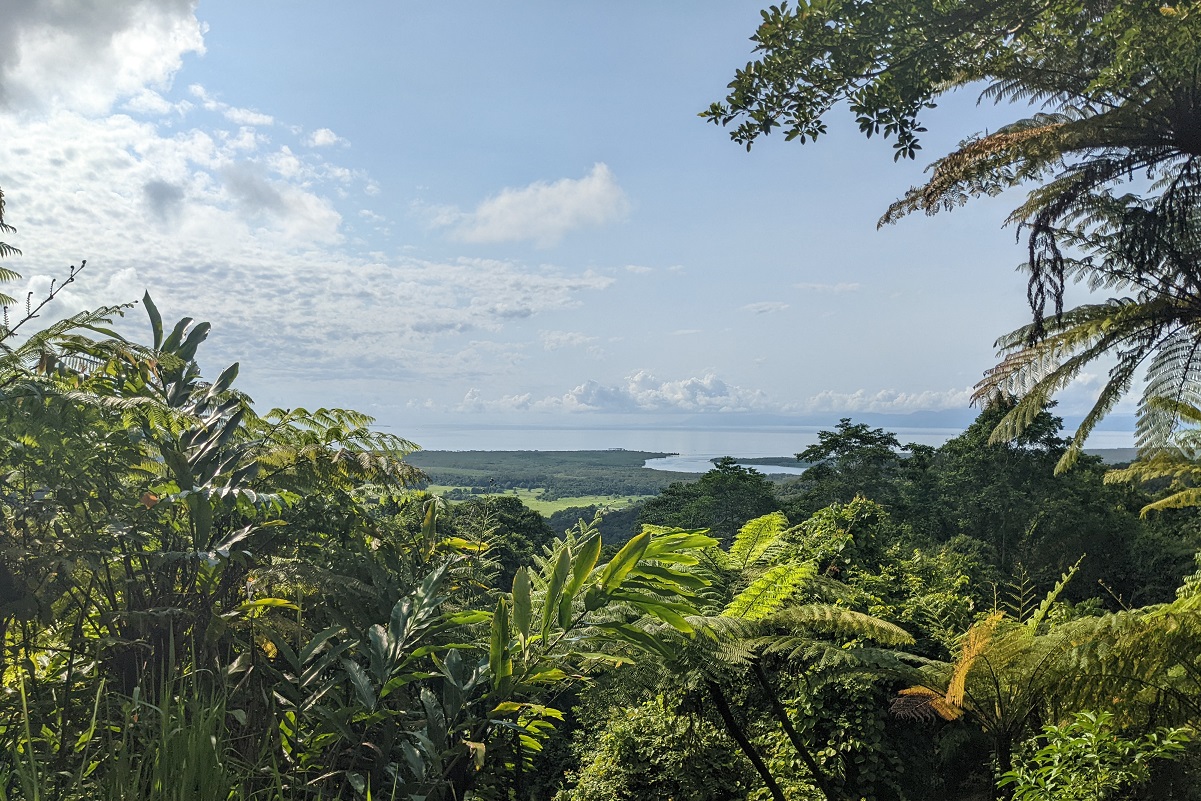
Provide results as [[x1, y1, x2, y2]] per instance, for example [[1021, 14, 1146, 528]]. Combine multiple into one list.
[[643, 454, 807, 475]]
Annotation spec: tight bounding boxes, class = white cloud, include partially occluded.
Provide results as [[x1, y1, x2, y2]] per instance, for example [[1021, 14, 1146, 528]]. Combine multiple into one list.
[[223, 106, 274, 126], [0, 0, 205, 115], [0, 105, 612, 383], [795, 282, 861, 293], [625, 264, 653, 274], [188, 84, 274, 127], [741, 301, 789, 314], [541, 330, 596, 351], [802, 387, 974, 413], [306, 127, 345, 147], [437, 163, 629, 248], [123, 88, 191, 116], [520, 371, 770, 414]]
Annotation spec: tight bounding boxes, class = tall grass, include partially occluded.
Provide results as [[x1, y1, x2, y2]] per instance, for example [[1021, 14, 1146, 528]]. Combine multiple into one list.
[[2, 665, 280, 801]]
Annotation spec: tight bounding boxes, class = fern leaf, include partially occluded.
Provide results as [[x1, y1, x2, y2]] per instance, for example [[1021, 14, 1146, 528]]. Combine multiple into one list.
[[721, 562, 815, 620]]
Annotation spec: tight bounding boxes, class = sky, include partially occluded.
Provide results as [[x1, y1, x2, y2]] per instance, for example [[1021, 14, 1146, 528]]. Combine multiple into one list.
[[0, 1, 1132, 450]]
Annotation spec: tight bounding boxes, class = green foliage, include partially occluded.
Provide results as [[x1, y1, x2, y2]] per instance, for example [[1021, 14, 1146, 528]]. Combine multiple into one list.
[[638, 457, 779, 544], [453, 494, 557, 588], [560, 700, 754, 801], [999, 711, 1192, 801], [6, 247, 1201, 801]]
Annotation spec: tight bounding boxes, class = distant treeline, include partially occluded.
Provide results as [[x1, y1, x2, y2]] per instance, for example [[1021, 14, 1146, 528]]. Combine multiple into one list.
[[407, 449, 693, 499]]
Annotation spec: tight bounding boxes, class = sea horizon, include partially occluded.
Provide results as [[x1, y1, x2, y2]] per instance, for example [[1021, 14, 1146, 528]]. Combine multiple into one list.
[[403, 420, 1137, 456]]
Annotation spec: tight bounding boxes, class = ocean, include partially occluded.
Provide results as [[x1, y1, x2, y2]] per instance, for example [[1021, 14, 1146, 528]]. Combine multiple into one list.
[[405, 422, 1137, 464]]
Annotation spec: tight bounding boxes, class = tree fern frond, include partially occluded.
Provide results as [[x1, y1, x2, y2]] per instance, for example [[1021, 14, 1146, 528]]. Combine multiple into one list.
[[772, 604, 913, 646], [892, 686, 962, 722], [946, 611, 1005, 709], [721, 561, 815, 620], [727, 511, 790, 570]]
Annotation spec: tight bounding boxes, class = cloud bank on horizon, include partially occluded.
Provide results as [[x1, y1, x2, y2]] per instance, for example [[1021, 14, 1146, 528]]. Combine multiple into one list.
[[0, 0, 1128, 439]]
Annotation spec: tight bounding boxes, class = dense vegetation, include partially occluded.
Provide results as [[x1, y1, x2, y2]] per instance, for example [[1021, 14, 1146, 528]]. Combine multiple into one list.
[[5, 285, 1201, 799]]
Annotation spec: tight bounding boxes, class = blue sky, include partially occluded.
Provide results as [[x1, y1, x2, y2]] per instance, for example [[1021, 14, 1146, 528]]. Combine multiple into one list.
[[0, 1, 1127, 448]]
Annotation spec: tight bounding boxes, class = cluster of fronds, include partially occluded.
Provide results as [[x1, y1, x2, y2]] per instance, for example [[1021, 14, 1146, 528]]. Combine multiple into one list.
[[606, 514, 916, 704], [894, 563, 1080, 731], [0, 186, 19, 306], [249, 406, 424, 493]]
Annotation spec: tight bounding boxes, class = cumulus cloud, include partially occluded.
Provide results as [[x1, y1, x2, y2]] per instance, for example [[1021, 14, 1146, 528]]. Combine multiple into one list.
[[0, 98, 613, 384], [531, 371, 770, 414], [795, 281, 861, 293], [223, 106, 274, 126], [123, 88, 192, 116], [802, 387, 974, 413], [741, 301, 789, 314], [452, 373, 983, 418], [0, 0, 205, 115], [306, 127, 345, 147], [436, 163, 629, 248]]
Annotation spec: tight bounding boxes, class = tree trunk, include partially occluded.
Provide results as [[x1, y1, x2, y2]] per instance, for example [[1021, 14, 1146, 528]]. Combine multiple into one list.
[[752, 661, 842, 801], [706, 679, 787, 801], [994, 732, 1013, 801]]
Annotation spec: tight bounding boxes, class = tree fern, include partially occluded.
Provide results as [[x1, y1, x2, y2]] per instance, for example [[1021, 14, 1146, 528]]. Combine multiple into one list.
[[721, 562, 815, 620], [725, 511, 791, 571]]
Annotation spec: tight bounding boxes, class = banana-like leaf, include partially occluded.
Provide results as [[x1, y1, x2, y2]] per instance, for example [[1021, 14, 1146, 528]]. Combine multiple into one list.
[[341, 658, 377, 712], [594, 622, 671, 659], [490, 596, 512, 692], [599, 531, 651, 591], [142, 292, 163, 349], [563, 532, 601, 602], [512, 567, 532, 647], [541, 547, 570, 640]]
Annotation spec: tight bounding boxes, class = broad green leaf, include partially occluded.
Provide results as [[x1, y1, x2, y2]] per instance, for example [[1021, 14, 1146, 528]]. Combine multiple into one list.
[[595, 622, 671, 659], [628, 562, 709, 590], [522, 666, 569, 684], [559, 532, 601, 628], [541, 547, 570, 640], [491, 701, 524, 714], [233, 597, 299, 616], [608, 589, 698, 633], [444, 610, 492, 625], [489, 596, 512, 692], [512, 567, 532, 646], [439, 536, 489, 554], [210, 362, 240, 396], [599, 531, 651, 592], [341, 659, 377, 711], [143, 292, 163, 349], [563, 532, 601, 601], [422, 499, 438, 541]]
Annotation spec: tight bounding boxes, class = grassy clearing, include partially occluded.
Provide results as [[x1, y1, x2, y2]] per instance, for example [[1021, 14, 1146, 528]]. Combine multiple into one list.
[[424, 485, 652, 515]]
